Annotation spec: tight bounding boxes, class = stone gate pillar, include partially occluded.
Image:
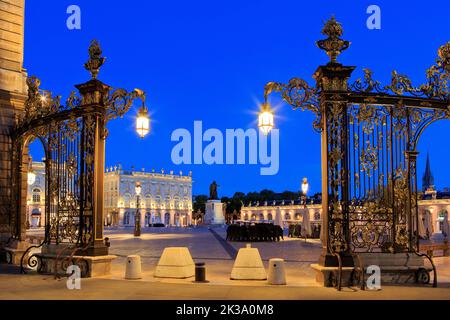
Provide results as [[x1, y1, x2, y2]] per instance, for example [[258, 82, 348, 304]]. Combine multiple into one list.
[[0, 0, 28, 245]]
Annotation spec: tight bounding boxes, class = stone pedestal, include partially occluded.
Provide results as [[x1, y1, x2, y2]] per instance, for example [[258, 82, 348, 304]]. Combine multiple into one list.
[[4, 240, 31, 265], [24, 244, 116, 278], [311, 252, 429, 287], [204, 200, 225, 225], [310, 264, 355, 287]]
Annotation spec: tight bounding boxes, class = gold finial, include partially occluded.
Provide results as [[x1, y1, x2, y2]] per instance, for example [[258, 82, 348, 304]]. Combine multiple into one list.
[[316, 16, 350, 64], [84, 40, 106, 79]]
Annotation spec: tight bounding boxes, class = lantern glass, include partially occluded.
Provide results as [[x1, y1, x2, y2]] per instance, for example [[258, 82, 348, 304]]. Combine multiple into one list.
[[136, 107, 150, 138], [258, 111, 274, 136], [301, 178, 309, 195]]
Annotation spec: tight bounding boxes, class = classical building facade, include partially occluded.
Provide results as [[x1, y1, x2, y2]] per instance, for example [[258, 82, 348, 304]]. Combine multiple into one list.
[[104, 165, 193, 227], [240, 199, 323, 237], [241, 196, 450, 239], [0, 0, 28, 243], [25, 163, 194, 228]]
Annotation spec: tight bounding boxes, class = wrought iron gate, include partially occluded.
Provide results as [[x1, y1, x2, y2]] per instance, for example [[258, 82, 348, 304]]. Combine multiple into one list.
[[264, 17, 449, 260], [10, 41, 146, 271]]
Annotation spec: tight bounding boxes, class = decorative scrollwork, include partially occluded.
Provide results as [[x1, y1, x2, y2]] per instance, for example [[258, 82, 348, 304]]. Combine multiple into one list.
[[66, 91, 82, 109], [17, 76, 62, 128], [104, 88, 146, 122], [351, 42, 450, 100], [264, 78, 321, 131]]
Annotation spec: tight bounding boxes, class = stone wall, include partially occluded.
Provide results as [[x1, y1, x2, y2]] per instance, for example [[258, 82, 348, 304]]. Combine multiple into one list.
[[0, 0, 27, 242]]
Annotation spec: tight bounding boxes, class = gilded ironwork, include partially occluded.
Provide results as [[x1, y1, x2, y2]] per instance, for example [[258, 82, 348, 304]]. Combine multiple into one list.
[[351, 42, 450, 100], [264, 78, 321, 131], [84, 40, 106, 79], [11, 41, 146, 257], [316, 16, 351, 64], [263, 16, 449, 260]]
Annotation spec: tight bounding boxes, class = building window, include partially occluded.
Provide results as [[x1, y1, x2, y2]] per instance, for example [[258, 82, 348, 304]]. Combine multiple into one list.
[[314, 212, 321, 221], [124, 212, 131, 225], [32, 188, 41, 203], [124, 194, 131, 207]]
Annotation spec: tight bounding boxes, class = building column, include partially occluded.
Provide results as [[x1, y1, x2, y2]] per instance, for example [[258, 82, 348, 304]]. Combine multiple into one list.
[[170, 211, 175, 226], [118, 208, 125, 226]]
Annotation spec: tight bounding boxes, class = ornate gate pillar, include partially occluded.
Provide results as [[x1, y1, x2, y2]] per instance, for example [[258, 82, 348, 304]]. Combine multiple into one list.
[[313, 18, 355, 267], [74, 78, 111, 256]]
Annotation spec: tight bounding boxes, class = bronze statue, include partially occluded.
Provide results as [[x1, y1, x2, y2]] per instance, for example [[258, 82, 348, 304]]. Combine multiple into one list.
[[209, 181, 219, 200]]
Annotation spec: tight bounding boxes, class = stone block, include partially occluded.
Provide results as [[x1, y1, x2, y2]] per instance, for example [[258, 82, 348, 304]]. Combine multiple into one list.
[[154, 247, 195, 279], [231, 244, 267, 280], [310, 263, 355, 287]]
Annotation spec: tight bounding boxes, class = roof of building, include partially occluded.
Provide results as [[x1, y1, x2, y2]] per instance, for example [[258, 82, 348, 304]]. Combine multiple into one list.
[[244, 198, 321, 207]]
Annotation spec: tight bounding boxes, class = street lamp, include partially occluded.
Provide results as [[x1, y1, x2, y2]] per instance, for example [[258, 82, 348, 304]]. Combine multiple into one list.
[[301, 177, 309, 196], [301, 177, 309, 208], [136, 104, 150, 138], [258, 102, 274, 136], [134, 181, 142, 237]]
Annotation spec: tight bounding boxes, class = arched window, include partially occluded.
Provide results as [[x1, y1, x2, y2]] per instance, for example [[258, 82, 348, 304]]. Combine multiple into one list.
[[295, 213, 302, 220], [145, 212, 151, 226], [124, 211, 131, 225], [124, 194, 132, 207], [267, 213, 273, 221], [164, 212, 171, 226], [32, 188, 41, 203], [258, 213, 264, 221], [174, 212, 181, 226], [154, 212, 162, 224], [174, 196, 180, 208], [284, 213, 291, 221]]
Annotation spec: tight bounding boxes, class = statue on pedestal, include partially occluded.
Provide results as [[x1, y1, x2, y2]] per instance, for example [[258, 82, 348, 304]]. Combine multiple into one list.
[[209, 181, 219, 200]]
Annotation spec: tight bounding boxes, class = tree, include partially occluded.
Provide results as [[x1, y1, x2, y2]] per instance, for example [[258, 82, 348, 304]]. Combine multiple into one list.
[[193, 195, 208, 213]]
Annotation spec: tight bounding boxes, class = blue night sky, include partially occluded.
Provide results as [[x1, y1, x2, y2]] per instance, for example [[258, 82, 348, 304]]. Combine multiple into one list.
[[26, 0, 450, 196]]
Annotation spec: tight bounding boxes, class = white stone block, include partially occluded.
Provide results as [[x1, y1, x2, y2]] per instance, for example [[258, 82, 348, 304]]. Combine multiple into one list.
[[154, 247, 195, 279], [267, 258, 286, 285], [125, 255, 142, 280], [231, 244, 267, 280]]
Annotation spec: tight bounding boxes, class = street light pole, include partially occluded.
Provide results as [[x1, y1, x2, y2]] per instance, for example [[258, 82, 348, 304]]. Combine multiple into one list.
[[134, 181, 142, 237]]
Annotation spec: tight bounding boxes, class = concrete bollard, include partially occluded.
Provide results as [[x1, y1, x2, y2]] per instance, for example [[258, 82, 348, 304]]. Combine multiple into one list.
[[267, 258, 286, 285], [154, 247, 195, 279], [125, 255, 142, 280], [231, 244, 267, 280]]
